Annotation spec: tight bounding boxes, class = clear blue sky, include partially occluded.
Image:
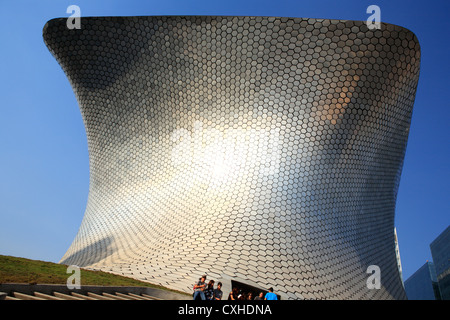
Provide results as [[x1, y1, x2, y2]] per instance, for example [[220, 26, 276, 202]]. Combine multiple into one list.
[[0, 0, 448, 282]]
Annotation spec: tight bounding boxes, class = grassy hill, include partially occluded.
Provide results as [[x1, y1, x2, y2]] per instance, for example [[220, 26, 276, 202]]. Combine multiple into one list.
[[0, 254, 187, 295]]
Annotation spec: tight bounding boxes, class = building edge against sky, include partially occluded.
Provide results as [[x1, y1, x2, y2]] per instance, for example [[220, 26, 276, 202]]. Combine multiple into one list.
[[430, 226, 450, 300], [404, 225, 450, 300], [43, 16, 420, 299], [404, 261, 440, 300], [394, 228, 404, 285]]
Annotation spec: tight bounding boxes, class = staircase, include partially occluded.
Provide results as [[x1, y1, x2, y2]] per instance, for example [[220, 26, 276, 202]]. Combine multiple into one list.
[[3, 291, 162, 300], [0, 283, 190, 300]]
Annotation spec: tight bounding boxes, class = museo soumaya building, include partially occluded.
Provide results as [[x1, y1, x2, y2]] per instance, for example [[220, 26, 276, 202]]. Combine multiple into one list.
[[43, 16, 420, 300]]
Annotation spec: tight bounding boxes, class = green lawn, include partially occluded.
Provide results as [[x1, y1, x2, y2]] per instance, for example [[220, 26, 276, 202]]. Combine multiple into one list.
[[0, 254, 187, 295]]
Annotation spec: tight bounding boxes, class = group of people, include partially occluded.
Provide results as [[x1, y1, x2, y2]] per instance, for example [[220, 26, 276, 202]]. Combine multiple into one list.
[[227, 287, 278, 301], [193, 275, 278, 301], [193, 275, 224, 300]]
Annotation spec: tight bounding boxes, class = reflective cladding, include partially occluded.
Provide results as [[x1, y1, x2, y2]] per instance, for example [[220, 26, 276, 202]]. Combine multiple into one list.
[[43, 16, 420, 300]]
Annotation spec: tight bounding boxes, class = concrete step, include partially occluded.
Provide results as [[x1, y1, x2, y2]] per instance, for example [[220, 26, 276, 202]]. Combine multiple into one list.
[[102, 292, 131, 300], [128, 292, 154, 300], [53, 292, 85, 300], [13, 292, 46, 300], [87, 292, 115, 300], [71, 292, 99, 300], [142, 293, 162, 300], [34, 292, 65, 300], [115, 292, 145, 300]]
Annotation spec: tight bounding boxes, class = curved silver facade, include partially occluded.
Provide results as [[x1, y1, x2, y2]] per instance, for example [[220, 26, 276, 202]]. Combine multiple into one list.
[[43, 16, 420, 299]]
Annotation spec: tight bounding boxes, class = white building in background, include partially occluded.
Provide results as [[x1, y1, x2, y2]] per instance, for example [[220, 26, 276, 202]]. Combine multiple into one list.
[[394, 228, 404, 286]]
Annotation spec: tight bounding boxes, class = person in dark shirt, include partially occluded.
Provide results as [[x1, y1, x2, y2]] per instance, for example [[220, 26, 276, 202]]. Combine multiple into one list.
[[227, 287, 238, 300], [237, 290, 246, 300], [213, 282, 223, 300], [205, 280, 215, 300], [254, 292, 264, 300]]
